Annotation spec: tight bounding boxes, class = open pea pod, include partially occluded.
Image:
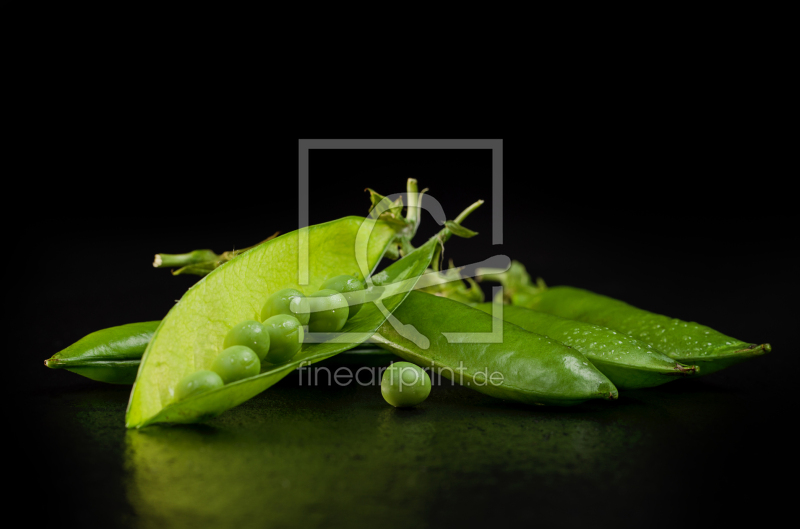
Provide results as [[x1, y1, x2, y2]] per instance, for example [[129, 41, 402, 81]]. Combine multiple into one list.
[[125, 217, 444, 428]]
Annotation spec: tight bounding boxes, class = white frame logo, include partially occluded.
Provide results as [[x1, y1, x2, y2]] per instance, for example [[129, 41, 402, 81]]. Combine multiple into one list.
[[298, 139, 508, 347]]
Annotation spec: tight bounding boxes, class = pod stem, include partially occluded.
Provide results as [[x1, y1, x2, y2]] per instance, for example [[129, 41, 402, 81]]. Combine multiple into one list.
[[415, 259, 485, 304], [154, 232, 280, 276], [432, 199, 484, 270], [153, 249, 219, 269], [368, 181, 478, 263], [440, 199, 483, 245], [453, 199, 483, 226], [476, 259, 546, 305], [405, 178, 422, 235]]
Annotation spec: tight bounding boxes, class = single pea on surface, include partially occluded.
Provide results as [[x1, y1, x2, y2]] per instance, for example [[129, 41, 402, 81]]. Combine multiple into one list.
[[263, 314, 304, 364], [307, 289, 349, 333], [175, 370, 224, 402], [381, 361, 432, 408], [320, 274, 366, 319], [211, 346, 261, 384], [261, 288, 311, 325], [223, 320, 271, 361]]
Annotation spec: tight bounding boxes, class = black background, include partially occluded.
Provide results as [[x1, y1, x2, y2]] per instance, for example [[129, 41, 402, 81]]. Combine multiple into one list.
[[14, 127, 796, 527]]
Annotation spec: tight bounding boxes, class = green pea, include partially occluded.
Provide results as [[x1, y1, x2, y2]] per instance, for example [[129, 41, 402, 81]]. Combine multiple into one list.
[[381, 361, 432, 407], [307, 289, 349, 333], [263, 314, 304, 364], [211, 346, 261, 384], [223, 320, 271, 361], [175, 370, 224, 401], [320, 274, 366, 319], [260, 288, 310, 325]]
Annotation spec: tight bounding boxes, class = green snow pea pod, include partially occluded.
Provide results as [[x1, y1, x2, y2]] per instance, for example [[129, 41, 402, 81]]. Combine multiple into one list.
[[381, 361, 432, 407], [44, 321, 160, 384], [224, 320, 271, 361], [126, 216, 400, 427], [475, 303, 698, 389], [371, 291, 618, 406], [320, 274, 366, 319], [211, 346, 261, 384], [524, 286, 771, 375], [260, 289, 311, 326], [125, 210, 473, 427], [307, 289, 349, 333]]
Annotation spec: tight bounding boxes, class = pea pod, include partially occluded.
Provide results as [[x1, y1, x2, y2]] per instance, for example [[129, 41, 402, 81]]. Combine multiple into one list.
[[126, 216, 392, 427], [125, 208, 477, 427], [45, 321, 160, 384], [524, 286, 771, 375], [474, 304, 697, 389], [46, 325, 392, 384], [371, 291, 618, 406]]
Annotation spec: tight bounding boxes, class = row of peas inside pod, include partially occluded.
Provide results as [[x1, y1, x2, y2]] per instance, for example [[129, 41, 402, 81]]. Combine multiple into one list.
[[174, 275, 368, 402]]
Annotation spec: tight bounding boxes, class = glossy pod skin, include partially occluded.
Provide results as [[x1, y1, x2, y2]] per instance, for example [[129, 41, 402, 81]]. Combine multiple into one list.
[[371, 291, 618, 406], [525, 286, 771, 375], [44, 321, 161, 384], [59, 364, 142, 385], [475, 303, 698, 389]]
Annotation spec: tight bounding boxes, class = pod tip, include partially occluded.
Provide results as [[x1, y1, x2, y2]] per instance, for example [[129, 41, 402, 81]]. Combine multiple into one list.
[[602, 388, 619, 400], [675, 363, 700, 375], [737, 343, 771, 356]]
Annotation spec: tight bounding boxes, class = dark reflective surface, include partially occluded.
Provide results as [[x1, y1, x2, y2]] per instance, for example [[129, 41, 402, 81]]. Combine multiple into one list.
[[22, 362, 791, 528]]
